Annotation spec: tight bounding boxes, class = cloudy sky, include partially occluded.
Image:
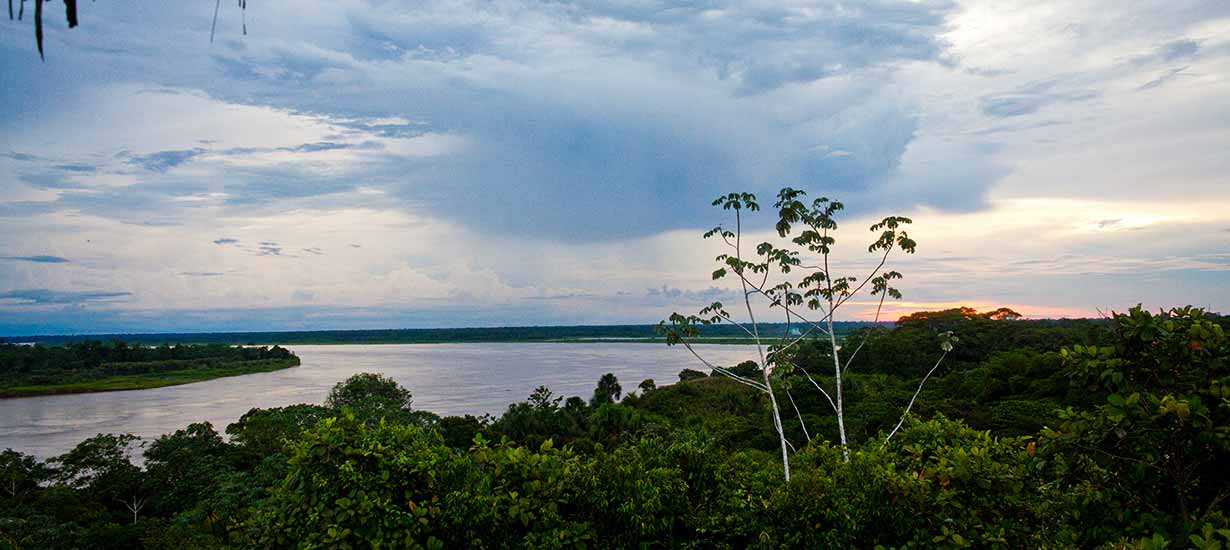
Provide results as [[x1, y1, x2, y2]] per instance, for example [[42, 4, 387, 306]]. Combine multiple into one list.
[[0, 1, 1227, 335]]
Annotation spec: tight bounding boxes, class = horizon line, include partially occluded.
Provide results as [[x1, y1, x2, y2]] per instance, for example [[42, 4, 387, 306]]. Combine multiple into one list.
[[2, 317, 1112, 341]]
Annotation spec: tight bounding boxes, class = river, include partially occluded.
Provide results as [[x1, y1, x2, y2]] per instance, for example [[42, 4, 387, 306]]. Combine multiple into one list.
[[0, 343, 757, 458]]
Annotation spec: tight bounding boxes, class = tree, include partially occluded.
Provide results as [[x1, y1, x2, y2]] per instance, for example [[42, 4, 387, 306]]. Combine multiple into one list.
[[493, 386, 588, 448], [53, 433, 148, 525], [0, 449, 47, 503], [660, 188, 953, 478], [226, 404, 331, 465], [251, 414, 461, 548], [1046, 305, 1230, 542], [325, 372, 414, 423], [563, 396, 587, 412], [437, 414, 492, 449], [727, 360, 762, 378], [252, 413, 594, 548], [591, 373, 622, 406], [638, 379, 656, 393], [529, 385, 562, 411], [678, 369, 708, 382], [143, 422, 230, 515]]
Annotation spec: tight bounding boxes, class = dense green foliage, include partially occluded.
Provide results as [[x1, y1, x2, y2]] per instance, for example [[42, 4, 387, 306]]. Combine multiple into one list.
[[2, 306, 1228, 548], [0, 342, 298, 397]]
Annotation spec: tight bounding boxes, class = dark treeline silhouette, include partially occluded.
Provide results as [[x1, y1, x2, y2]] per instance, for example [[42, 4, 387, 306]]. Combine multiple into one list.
[[0, 341, 295, 394], [5, 322, 877, 347]]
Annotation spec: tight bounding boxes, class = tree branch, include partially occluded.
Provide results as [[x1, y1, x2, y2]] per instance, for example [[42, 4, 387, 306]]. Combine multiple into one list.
[[793, 363, 837, 414], [842, 288, 888, 376], [678, 338, 768, 392], [883, 350, 949, 445], [785, 383, 811, 443], [835, 246, 893, 309]]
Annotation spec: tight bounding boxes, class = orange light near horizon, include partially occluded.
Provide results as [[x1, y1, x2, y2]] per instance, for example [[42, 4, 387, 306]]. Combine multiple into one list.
[[841, 300, 1101, 321]]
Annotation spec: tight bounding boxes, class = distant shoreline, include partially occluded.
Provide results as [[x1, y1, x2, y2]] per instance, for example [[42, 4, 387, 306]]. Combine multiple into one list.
[[246, 338, 791, 346], [6, 338, 820, 347], [0, 357, 301, 399], [3, 323, 872, 347]]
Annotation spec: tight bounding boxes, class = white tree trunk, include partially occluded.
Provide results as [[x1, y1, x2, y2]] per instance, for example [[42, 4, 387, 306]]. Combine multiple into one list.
[[827, 310, 850, 462], [762, 363, 791, 481], [738, 208, 791, 481]]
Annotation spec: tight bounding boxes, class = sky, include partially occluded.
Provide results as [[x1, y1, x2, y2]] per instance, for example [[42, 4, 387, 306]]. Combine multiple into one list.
[[0, 0, 1227, 336]]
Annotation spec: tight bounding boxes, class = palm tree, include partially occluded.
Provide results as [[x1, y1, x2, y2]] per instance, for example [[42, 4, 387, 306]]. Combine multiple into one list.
[[590, 373, 621, 406]]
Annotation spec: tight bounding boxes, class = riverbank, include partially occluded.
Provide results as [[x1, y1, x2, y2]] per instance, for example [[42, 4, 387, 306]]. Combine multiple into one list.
[[0, 357, 300, 398]]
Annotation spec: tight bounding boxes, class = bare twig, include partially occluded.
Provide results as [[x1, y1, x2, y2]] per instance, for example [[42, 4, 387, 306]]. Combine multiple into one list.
[[834, 246, 893, 310], [730, 268, 834, 344], [794, 363, 837, 414], [717, 311, 758, 340], [785, 383, 811, 443], [842, 289, 888, 376], [678, 338, 768, 392], [883, 350, 949, 445]]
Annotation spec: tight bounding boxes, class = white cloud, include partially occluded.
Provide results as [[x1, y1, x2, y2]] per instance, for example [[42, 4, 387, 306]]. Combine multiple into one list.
[[0, 0, 1228, 332]]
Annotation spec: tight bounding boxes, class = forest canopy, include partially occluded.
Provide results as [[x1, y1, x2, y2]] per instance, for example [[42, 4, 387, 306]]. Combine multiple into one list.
[[1, 305, 1227, 548]]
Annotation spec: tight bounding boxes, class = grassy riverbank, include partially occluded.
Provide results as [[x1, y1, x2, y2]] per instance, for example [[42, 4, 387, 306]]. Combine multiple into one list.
[[0, 343, 301, 398], [0, 357, 300, 398]]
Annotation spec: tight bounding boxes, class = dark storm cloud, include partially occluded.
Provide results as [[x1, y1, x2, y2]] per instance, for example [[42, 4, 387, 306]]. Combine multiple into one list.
[[0, 289, 131, 305], [2, 255, 70, 263]]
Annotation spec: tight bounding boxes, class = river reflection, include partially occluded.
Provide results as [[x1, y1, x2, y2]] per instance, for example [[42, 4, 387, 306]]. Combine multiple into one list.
[[0, 343, 757, 458]]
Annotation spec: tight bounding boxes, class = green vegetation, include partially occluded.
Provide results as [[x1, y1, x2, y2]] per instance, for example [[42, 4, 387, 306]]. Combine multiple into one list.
[[0, 342, 299, 398], [1, 305, 1227, 548], [6, 323, 870, 347], [663, 188, 929, 475]]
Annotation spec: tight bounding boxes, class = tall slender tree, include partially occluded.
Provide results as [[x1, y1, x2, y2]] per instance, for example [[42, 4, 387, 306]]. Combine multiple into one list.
[[661, 188, 954, 478]]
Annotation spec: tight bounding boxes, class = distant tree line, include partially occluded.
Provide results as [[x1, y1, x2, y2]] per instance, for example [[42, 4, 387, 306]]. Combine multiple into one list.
[[5, 322, 875, 347], [0, 341, 294, 389]]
